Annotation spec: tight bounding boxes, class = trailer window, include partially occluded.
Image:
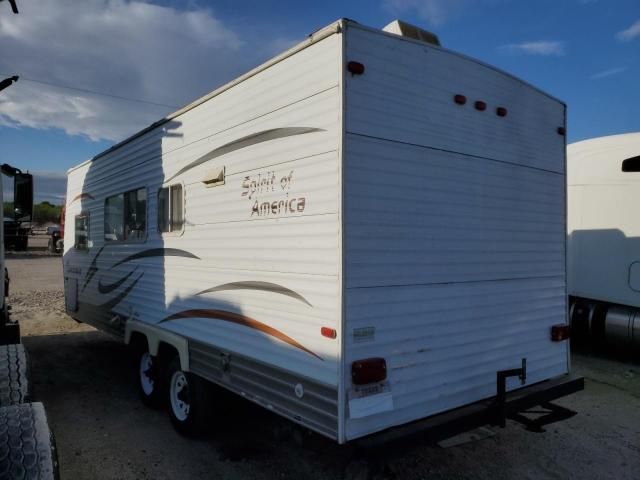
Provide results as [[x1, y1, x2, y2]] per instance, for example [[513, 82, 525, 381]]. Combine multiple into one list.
[[74, 213, 89, 250], [158, 184, 183, 233], [104, 188, 146, 242]]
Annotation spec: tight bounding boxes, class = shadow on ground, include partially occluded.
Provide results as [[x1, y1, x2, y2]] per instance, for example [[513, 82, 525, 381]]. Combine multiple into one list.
[[20, 328, 640, 480], [23, 330, 351, 480]]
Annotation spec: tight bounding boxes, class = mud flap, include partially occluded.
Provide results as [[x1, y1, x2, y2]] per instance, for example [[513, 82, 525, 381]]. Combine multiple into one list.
[[64, 277, 78, 312]]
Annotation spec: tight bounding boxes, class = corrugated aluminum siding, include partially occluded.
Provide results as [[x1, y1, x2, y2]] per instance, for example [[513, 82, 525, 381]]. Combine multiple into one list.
[[342, 24, 568, 440], [64, 33, 343, 429]]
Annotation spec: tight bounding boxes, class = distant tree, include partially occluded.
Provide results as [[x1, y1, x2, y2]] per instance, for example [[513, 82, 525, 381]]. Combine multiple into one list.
[[32, 202, 63, 225], [3, 202, 13, 219], [3, 201, 62, 224]]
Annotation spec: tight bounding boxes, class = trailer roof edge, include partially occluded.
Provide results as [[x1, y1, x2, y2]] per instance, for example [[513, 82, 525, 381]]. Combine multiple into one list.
[[67, 19, 346, 175]]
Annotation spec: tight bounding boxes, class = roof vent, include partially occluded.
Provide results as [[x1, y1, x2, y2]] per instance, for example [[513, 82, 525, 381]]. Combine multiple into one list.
[[383, 20, 441, 46]]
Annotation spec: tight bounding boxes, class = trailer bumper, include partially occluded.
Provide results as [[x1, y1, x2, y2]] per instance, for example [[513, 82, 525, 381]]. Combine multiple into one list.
[[356, 374, 584, 449]]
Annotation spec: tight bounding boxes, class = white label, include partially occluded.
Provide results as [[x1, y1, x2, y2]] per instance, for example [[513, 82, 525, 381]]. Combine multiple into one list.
[[353, 326, 375, 343], [349, 391, 394, 419]]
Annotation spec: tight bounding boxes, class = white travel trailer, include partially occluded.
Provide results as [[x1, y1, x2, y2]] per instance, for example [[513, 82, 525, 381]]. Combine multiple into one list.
[[568, 132, 640, 347], [63, 19, 581, 444]]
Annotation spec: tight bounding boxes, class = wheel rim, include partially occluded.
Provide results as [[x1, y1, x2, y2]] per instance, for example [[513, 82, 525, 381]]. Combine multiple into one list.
[[139, 352, 155, 396], [170, 371, 190, 421]]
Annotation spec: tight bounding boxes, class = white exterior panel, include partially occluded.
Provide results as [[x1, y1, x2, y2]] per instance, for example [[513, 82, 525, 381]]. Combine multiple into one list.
[[342, 23, 568, 440], [65, 31, 343, 438], [344, 26, 565, 174]]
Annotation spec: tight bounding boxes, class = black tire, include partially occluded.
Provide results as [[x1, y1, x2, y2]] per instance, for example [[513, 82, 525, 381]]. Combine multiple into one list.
[[135, 347, 163, 408], [0, 345, 30, 407], [166, 356, 212, 437], [0, 402, 60, 480]]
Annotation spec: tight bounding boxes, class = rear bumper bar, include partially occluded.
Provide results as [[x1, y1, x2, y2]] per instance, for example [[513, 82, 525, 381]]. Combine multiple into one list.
[[355, 374, 584, 450]]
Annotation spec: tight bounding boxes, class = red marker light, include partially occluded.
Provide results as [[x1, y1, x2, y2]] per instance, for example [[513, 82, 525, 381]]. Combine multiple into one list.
[[351, 358, 387, 385], [551, 324, 570, 342], [474, 101, 487, 111], [321, 327, 337, 339], [454, 94, 467, 105], [347, 61, 365, 75]]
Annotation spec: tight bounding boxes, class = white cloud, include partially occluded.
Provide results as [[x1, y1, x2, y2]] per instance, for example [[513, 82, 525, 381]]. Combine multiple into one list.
[[499, 41, 566, 56], [590, 67, 627, 80], [617, 19, 640, 41], [383, 0, 473, 25], [0, 1, 293, 142]]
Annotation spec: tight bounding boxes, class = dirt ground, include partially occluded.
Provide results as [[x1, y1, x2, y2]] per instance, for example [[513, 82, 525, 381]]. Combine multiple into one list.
[[5, 252, 640, 480]]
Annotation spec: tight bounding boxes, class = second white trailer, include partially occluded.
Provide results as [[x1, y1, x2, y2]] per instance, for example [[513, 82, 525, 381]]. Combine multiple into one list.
[[568, 132, 640, 347], [63, 19, 581, 444]]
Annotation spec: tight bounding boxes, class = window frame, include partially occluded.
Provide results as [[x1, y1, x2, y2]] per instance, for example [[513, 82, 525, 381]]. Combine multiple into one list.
[[157, 182, 185, 237], [103, 186, 148, 244], [74, 211, 90, 251]]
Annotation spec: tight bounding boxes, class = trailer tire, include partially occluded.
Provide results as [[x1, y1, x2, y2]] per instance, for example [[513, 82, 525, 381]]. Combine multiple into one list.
[[0, 344, 30, 407], [166, 356, 212, 437], [136, 348, 163, 408], [0, 402, 60, 480]]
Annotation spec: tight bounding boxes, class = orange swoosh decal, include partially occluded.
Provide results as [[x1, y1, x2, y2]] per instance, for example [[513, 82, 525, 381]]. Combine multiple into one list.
[[159, 309, 322, 361]]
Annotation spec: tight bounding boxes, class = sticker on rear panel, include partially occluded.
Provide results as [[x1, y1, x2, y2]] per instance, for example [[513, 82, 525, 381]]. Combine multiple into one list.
[[348, 383, 394, 419], [353, 327, 375, 343]]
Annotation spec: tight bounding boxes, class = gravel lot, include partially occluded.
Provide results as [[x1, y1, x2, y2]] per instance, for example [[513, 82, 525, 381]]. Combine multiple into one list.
[[5, 251, 640, 480]]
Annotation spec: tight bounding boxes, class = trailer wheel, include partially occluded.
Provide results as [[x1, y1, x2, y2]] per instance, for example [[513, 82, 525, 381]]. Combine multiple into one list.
[[0, 402, 60, 480], [166, 356, 212, 437], [136, 350, 162, 408], [0, 344, 30, 406]]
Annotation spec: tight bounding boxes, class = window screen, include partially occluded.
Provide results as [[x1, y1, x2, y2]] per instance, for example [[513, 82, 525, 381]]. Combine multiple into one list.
[[158, 184, 184, 233], [104, 188, 146, 242], [74, 213, 89, 250]]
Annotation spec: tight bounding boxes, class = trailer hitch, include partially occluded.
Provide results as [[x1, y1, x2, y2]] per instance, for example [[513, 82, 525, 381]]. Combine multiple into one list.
[[495, 358, 526, 428]]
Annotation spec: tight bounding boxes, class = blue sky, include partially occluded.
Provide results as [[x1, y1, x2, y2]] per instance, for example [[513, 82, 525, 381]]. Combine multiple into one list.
[[0, 0, 638, 202]]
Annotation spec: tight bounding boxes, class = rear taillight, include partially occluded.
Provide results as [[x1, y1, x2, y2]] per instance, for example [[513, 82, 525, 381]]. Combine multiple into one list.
[[321, 327, 337, 339], [453, 94, 467, 105], [551, 324, 570, 342], [347, 61, 365, 75], [474, 100, 487, 111], [351, 358, 387, 385], [496, 107, 508, 117]]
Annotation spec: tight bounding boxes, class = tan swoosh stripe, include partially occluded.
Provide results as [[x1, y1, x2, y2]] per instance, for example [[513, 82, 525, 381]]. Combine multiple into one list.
[[70, 192, 95, 205], [196, 281, 312, 307], [159, 309, 322, 361], [165, 127, 324, 182]]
